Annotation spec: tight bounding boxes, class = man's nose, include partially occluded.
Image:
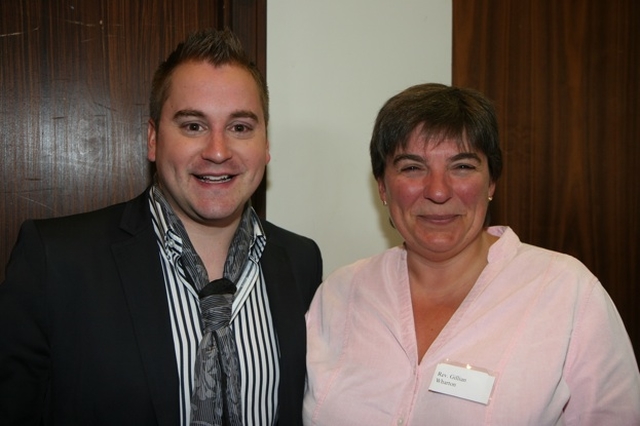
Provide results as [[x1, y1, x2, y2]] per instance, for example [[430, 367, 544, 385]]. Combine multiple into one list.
[[202, 130, 232, 163]]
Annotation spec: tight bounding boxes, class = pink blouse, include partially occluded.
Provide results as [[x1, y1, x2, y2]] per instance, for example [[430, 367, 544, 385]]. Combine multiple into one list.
[[304, 227, 640, 425]]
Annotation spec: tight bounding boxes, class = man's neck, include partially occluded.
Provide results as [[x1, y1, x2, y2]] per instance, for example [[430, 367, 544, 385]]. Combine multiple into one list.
[[182, 215, 242, 281]]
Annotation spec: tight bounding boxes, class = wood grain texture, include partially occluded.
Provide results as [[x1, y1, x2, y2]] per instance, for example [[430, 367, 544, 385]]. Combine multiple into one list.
[[0, 0, 266, 282], [453, 0, 640, 358]]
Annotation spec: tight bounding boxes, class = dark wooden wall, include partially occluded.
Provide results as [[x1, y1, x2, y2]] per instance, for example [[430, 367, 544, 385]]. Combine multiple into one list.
[[0, 0, 266, 282], [453, 0, 640, 357]]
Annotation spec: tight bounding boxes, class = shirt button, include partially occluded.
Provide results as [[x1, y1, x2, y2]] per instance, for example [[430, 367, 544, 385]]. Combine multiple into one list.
[[397, 419, 404, 425]]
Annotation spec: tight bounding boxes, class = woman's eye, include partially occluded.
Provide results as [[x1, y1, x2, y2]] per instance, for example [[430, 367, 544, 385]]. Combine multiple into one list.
[[454, 163, 476, 170], [400, 164, 422, 172]]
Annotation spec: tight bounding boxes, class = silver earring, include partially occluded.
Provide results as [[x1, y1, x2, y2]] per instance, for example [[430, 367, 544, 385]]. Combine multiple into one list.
[[488, 196, 493, 201], [383, 200, 388, 206]]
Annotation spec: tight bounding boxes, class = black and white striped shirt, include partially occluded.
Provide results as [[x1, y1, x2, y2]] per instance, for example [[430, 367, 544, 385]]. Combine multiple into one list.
[[149, 188, 280, 426]]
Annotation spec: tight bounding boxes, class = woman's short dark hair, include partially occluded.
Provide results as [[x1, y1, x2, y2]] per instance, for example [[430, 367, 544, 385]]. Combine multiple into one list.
[[370, 83, 502, 182], [149, 28, 269, 126]]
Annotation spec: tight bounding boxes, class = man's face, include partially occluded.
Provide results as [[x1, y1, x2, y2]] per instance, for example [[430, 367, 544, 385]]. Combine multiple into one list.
[[147, 61, 270, 230]]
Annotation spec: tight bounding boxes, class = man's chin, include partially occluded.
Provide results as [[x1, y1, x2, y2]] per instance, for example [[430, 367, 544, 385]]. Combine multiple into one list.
[[191, 204, 248, 228]]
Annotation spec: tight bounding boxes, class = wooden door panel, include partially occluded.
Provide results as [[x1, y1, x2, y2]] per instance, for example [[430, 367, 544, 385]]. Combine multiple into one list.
[[453, 0, 640, 358], [0, 0, 266, 282]]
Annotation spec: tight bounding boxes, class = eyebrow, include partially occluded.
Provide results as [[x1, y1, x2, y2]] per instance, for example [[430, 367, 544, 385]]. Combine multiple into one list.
[[392, 153, 424, 165], [450, 152, 482, 162], [392, 151, 482, 165], [173, 109, 205, 120], [172, 109, 260, 122], [230, 110, 259, 122]]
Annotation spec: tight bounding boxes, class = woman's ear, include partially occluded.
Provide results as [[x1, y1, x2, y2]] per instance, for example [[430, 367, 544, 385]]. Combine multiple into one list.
[[489, 180, 496, 200], [377, 178, 388, 205]]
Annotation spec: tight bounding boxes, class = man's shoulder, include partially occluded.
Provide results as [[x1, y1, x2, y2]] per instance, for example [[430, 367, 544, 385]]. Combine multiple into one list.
[[28, 190, 150, 239], [259, 220, 323, 303], [259, 219, 322, 273], [260, 220, 318, 249]]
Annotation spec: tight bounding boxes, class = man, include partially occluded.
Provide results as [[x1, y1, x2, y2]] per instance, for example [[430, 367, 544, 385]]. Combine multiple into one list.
[[0, 29, 322, 426]]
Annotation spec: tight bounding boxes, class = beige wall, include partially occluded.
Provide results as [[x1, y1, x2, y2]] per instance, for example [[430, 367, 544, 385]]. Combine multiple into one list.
[[267, 0, 452, 277]]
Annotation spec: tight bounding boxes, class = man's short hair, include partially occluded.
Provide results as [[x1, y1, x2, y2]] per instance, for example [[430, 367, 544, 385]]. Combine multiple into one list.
[[149, 28, 269, 126]]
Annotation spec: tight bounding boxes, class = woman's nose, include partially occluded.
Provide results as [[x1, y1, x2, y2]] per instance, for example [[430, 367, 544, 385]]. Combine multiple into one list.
[[423, 171, 452, 203]]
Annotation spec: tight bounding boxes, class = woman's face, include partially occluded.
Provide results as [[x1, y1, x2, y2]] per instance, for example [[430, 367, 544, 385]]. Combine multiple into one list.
[[377, 126, 495, 262]]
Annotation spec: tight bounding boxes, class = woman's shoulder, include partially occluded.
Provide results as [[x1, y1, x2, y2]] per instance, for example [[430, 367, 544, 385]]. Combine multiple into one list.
[[320, 246, 405, 294], [488, 226, 599, 297], [329, 246, 403, 276], [490, 226, 593, 273]]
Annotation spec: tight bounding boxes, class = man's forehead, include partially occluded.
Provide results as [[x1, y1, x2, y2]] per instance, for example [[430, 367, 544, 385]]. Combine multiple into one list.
[[163, 63, 264, 120]]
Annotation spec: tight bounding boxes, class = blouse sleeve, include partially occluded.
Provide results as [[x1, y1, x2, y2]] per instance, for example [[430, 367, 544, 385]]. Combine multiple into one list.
[[563, 278, 640, 425], [304, 268, 353, 412]]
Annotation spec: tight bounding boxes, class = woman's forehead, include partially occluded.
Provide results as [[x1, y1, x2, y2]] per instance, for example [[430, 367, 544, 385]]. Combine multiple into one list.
[[398, 128, 475, 154]]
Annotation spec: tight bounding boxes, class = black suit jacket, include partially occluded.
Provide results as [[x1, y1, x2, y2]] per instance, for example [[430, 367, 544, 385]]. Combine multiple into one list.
[[0, 190, 323, 425]]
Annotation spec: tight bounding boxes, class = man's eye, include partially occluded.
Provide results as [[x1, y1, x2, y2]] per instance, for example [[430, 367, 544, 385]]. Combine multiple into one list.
[[181, 122, 204, 132], [232, 124, 249, 132]]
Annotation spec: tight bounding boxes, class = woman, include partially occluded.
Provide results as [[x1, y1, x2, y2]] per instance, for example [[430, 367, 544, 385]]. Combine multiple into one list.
[[303, 83, 640, 425]]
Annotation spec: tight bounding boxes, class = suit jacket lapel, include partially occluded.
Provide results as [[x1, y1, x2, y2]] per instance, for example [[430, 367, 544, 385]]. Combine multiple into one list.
[[112, 192, 180, 426], [260, 240, 307, 424], [261, 241, 304, 348]]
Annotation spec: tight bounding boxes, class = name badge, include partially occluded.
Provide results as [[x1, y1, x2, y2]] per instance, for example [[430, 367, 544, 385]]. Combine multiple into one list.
[[428, 361, 496, 405]]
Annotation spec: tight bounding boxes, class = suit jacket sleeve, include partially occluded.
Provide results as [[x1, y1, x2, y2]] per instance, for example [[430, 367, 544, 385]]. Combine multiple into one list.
[[0, 192, 179, 426], [0, 220, 52, 425]]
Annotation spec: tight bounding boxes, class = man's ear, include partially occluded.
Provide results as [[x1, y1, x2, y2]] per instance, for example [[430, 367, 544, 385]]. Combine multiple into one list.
[[147, 119, 157, 162], [265, 138, 271, 164]]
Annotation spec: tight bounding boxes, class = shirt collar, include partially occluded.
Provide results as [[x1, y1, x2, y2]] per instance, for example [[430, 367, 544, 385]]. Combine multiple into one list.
[[148, 184, 266, 278]]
